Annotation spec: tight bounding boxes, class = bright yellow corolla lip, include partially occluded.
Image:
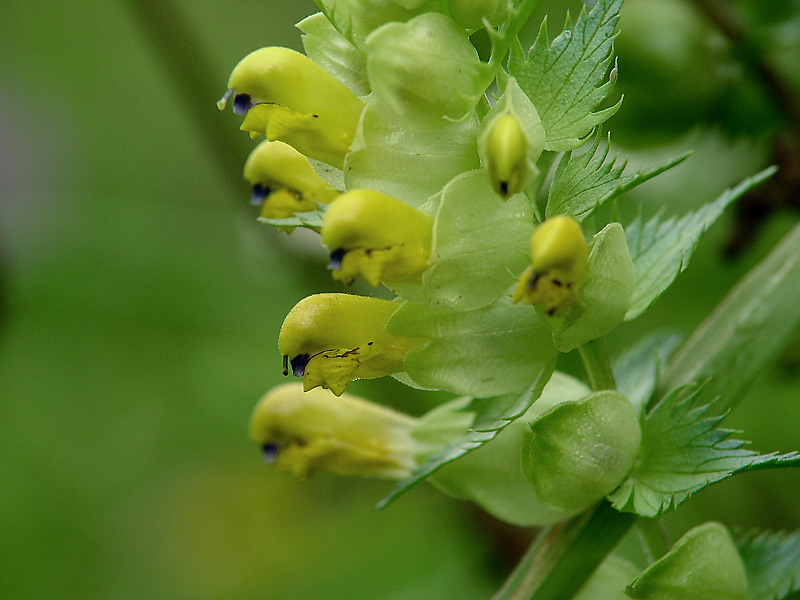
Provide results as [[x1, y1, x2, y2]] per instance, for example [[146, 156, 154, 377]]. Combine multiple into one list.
[[277, 293, 421, 396], [512, 216, 589, 314], [249, 383, 422, 479], [320, 190, 433, 287], [218, 47, 364, 168]]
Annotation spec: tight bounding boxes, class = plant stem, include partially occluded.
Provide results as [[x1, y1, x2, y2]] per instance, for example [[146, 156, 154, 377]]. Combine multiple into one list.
[[578, 337, 616, 391], [493, 502, 636, 600], [635, 519, 670, 564]]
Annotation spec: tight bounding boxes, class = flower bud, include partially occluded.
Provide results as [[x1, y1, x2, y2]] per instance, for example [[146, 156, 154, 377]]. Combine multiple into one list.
[[447, 0, 509, 30], [365, 13, 491, 129], [278, 293, 420, 396], [249, 383, 420, 479], [478, 78, 546, 198], [320, 189, 433, 287], [521, 390, 641, 511], [218, 47, 364, 168], [512, 216, 589, 314], [626, 522, 748, 600]]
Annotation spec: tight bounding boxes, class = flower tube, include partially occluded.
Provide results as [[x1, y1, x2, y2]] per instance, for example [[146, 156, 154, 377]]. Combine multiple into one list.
[[218, 47, 364, 168], [320, 189, 433, 287], [249, 383, 421, 479], [278, 293, 420, 395]]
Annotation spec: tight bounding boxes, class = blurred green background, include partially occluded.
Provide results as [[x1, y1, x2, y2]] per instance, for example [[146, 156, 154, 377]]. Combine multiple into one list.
[[1, 1, 799, 598]]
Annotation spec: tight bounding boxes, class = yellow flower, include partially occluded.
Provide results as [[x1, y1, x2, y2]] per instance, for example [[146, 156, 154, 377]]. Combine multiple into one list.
[[243, 140, 338, 230], [278, 293, 420, 396], [483, 113, 529, 198], [320, 190, 433, 287], [249, 383, 420, 479], [218, 47, 364, 168], [512, 216, 588, 314]]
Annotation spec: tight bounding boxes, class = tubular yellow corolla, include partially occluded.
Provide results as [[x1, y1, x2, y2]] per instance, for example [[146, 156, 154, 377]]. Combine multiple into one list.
[[278, 293, 420, 396], [512, 216, 589, 314], [320, 190, 433, 287], [249, 383, 420, 479], [244, 140, 338, 226], [218, 47, 364, 168]]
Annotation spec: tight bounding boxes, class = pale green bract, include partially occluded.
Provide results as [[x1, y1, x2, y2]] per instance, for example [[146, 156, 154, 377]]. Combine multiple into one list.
[[738, 529, 800, 600], [608, 385, 800, 517], [508, 0, 623, 151], [625, 166, 778, 320], [546, 133, 691, 222]]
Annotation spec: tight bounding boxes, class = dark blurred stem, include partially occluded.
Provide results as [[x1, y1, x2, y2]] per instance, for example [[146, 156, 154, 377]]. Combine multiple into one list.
[[578, 337, 616, 391], [690, 0, 800, 134], [493, 502, 636, 600], [122, 0, 250, 199]]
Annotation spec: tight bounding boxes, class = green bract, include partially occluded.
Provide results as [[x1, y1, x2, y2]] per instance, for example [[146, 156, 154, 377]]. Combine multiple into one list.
[[365, 13, 491, 129], [446, 0, 508, 30], [521, 390, 641, 511]]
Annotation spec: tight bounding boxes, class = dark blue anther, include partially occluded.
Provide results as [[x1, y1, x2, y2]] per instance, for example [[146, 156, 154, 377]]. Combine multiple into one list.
[[527, 271, 541, 290], [251, 184, 271, 206], [233, 93, 253, 115], [261, 443, 281, 463], [289, 354, 311, 378], [328, 248, 345, 271]]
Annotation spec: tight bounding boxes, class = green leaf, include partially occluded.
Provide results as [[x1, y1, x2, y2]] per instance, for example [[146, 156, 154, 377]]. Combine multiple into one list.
[[658, 217, 800, 414], [257, 206, 326, 229], [545, 133, 691, 221], [377, 364, 555, 510], [625, 167, 778, 321], [608, 385, 800, 517], [392, 170, 535, 311], [387, 295, 557, 397], [738, 529, 800, 600], [344, 100, 480, 214], [298, 13, 370, 97], [508, 0, 622, 151], [613, 330, 682, 414]]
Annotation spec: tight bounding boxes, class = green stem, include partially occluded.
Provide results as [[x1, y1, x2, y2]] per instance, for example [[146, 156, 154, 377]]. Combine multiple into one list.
[[493, 502, 636, 600], [578, 337, 616, 391], [635, 519, 670, 564]]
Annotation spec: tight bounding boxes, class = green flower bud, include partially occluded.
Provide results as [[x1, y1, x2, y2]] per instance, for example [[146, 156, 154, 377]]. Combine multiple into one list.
[[249, 383, 420, 479], [218, 47, 364, 168], [626, 522, 748, 600], [320, 189, 433, 287], [512, 216, 589, 313], [521, 390, 641, 512], [365, 13, 491, 129], [278, 293, 421, 396], [244, 140, 338, 226], [478, 78, 546, 198], [413, 372, 594, 526], [447, 0, 508, 30]]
